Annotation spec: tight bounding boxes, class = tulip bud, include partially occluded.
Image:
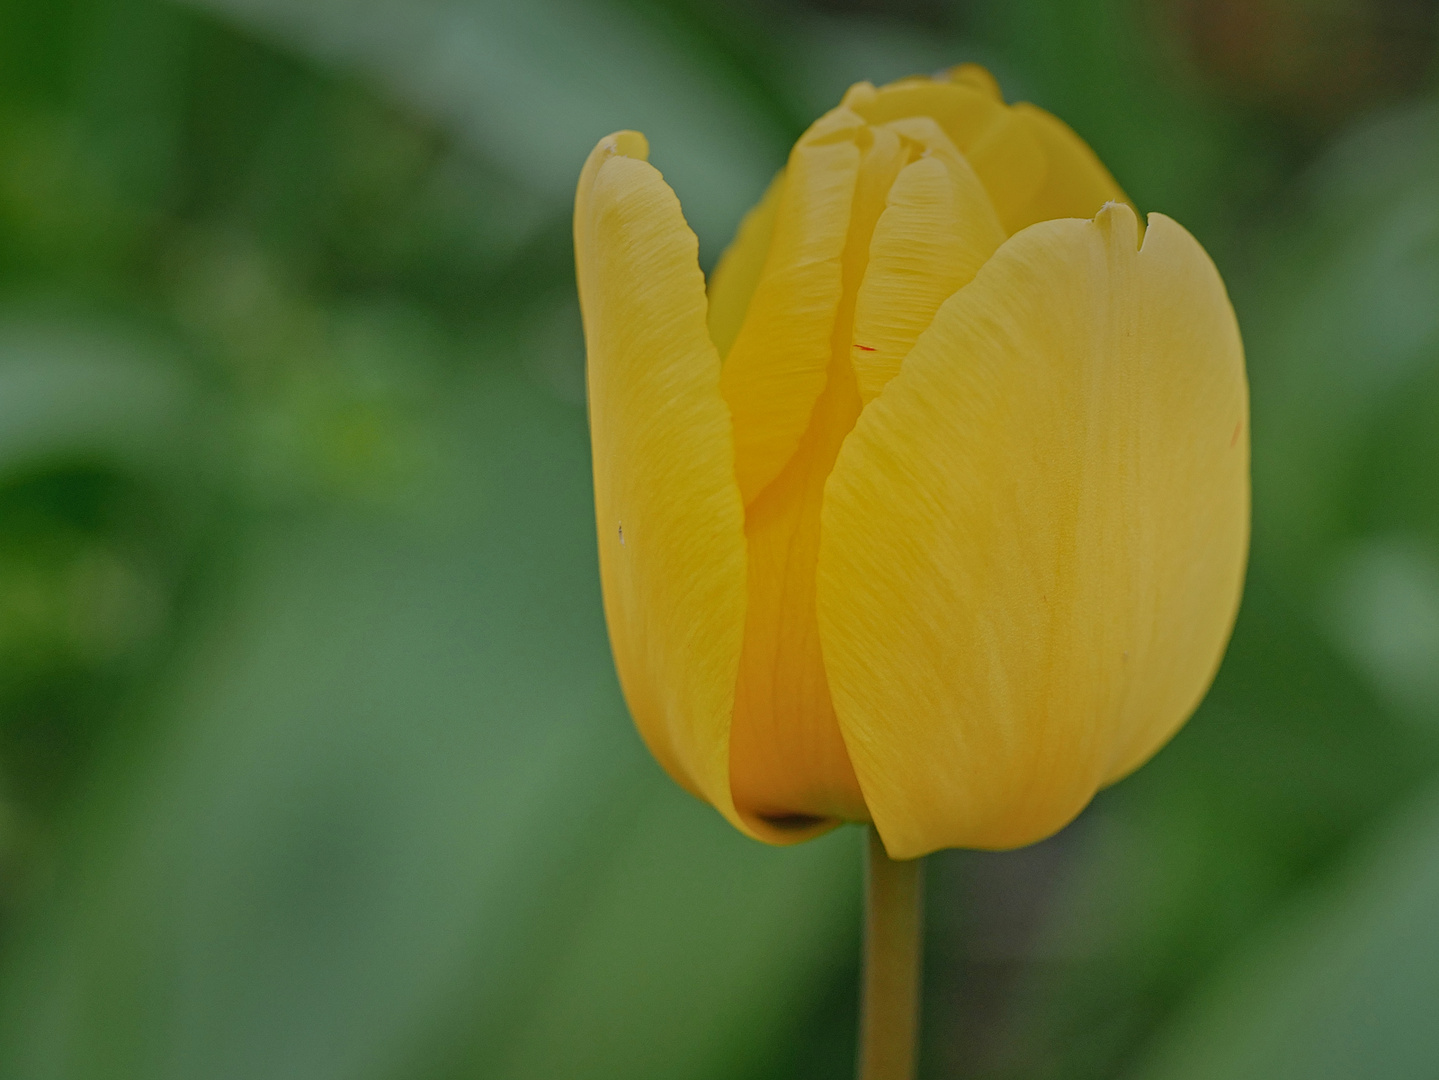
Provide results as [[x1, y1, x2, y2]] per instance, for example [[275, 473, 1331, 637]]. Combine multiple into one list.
[[574, 66, 1248, 859]]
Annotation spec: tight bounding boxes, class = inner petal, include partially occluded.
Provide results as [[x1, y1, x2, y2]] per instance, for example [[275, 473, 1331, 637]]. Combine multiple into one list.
[[851, 121, 1006, 405], [843, 78, 1047, 233], [719, 108, 865, 507], [727, 127, 908, 829], [1005, 102, 1130, 232], [707, 172, 785, 361]]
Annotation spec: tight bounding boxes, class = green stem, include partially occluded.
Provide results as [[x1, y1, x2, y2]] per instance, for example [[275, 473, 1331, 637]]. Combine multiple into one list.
[[857, 825, 924, 1080]]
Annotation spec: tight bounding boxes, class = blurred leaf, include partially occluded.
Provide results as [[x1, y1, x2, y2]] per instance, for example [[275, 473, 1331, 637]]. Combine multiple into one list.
[[1128, 779, 1439, 1080], [477, 791, 858, 1080], [1245, 100, 1439, 581], [0, 307, 212, 826], [0, 312, 204, 480], [1323, 534, 1439, 725], [0, 369, 855, 1080], [176, 0, 789, 254]]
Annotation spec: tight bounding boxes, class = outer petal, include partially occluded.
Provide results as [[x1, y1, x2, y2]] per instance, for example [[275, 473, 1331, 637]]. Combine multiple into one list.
[[817, 204, 1249, 858], [575, 133, 751, 834], [1007, 103, 1130, 232], [706, 171, 785, 361]]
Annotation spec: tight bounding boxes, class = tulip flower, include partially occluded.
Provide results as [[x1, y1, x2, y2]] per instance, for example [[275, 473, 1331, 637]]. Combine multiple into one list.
[[576, 64, 1248, 1079], [575, 65, 1247, 861]]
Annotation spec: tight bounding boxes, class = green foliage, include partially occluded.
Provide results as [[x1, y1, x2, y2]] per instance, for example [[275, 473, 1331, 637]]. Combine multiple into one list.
[[1132, 781, 1439, 1080]]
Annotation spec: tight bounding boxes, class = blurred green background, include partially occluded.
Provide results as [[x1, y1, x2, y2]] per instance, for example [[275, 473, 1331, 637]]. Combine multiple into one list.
[[1, 0, 1438, 1077]]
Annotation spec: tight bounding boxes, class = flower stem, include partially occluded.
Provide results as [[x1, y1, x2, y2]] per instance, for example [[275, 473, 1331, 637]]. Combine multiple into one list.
[[857, 825, 924, 1080]]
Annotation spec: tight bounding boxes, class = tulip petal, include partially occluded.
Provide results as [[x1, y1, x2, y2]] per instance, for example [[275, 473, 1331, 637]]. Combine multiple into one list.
[[1007, 103, 1130, 232], [727, 126, 911, 839], [706, 172, 785, 361], [850, 127, 1005, 405], [727, 355, 868, 839], [818, 204, 1249, 858], [946, 63, 1003, 100], [575, 133, 750, 833], [720, 108, 866, 505], [844, 79, 1046, 234]]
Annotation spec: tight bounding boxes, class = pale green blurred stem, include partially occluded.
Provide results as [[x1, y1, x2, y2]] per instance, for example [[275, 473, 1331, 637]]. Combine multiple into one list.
[[857, 825, 924, 1080]]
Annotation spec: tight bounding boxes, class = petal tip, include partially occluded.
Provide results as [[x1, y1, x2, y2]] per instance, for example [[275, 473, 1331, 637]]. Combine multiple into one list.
[[1094, 199, 1141, 249], [577, 131, 652, 217], [598, 129, 649, 162], [945, 62, 1003, 100], [841, 81, 878, 109]]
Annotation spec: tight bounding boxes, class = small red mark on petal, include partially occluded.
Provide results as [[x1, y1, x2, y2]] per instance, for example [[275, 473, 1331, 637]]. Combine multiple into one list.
[[853, 344, 876, 352], [1230, 420, 1243, 448]]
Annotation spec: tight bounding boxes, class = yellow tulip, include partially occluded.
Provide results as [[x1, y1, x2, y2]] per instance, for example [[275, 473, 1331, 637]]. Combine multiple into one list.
[[574, 65, 1249, 860]]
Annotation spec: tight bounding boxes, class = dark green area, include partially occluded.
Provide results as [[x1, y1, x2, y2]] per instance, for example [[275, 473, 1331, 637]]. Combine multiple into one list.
[[0, 0, 1437, 1077]]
